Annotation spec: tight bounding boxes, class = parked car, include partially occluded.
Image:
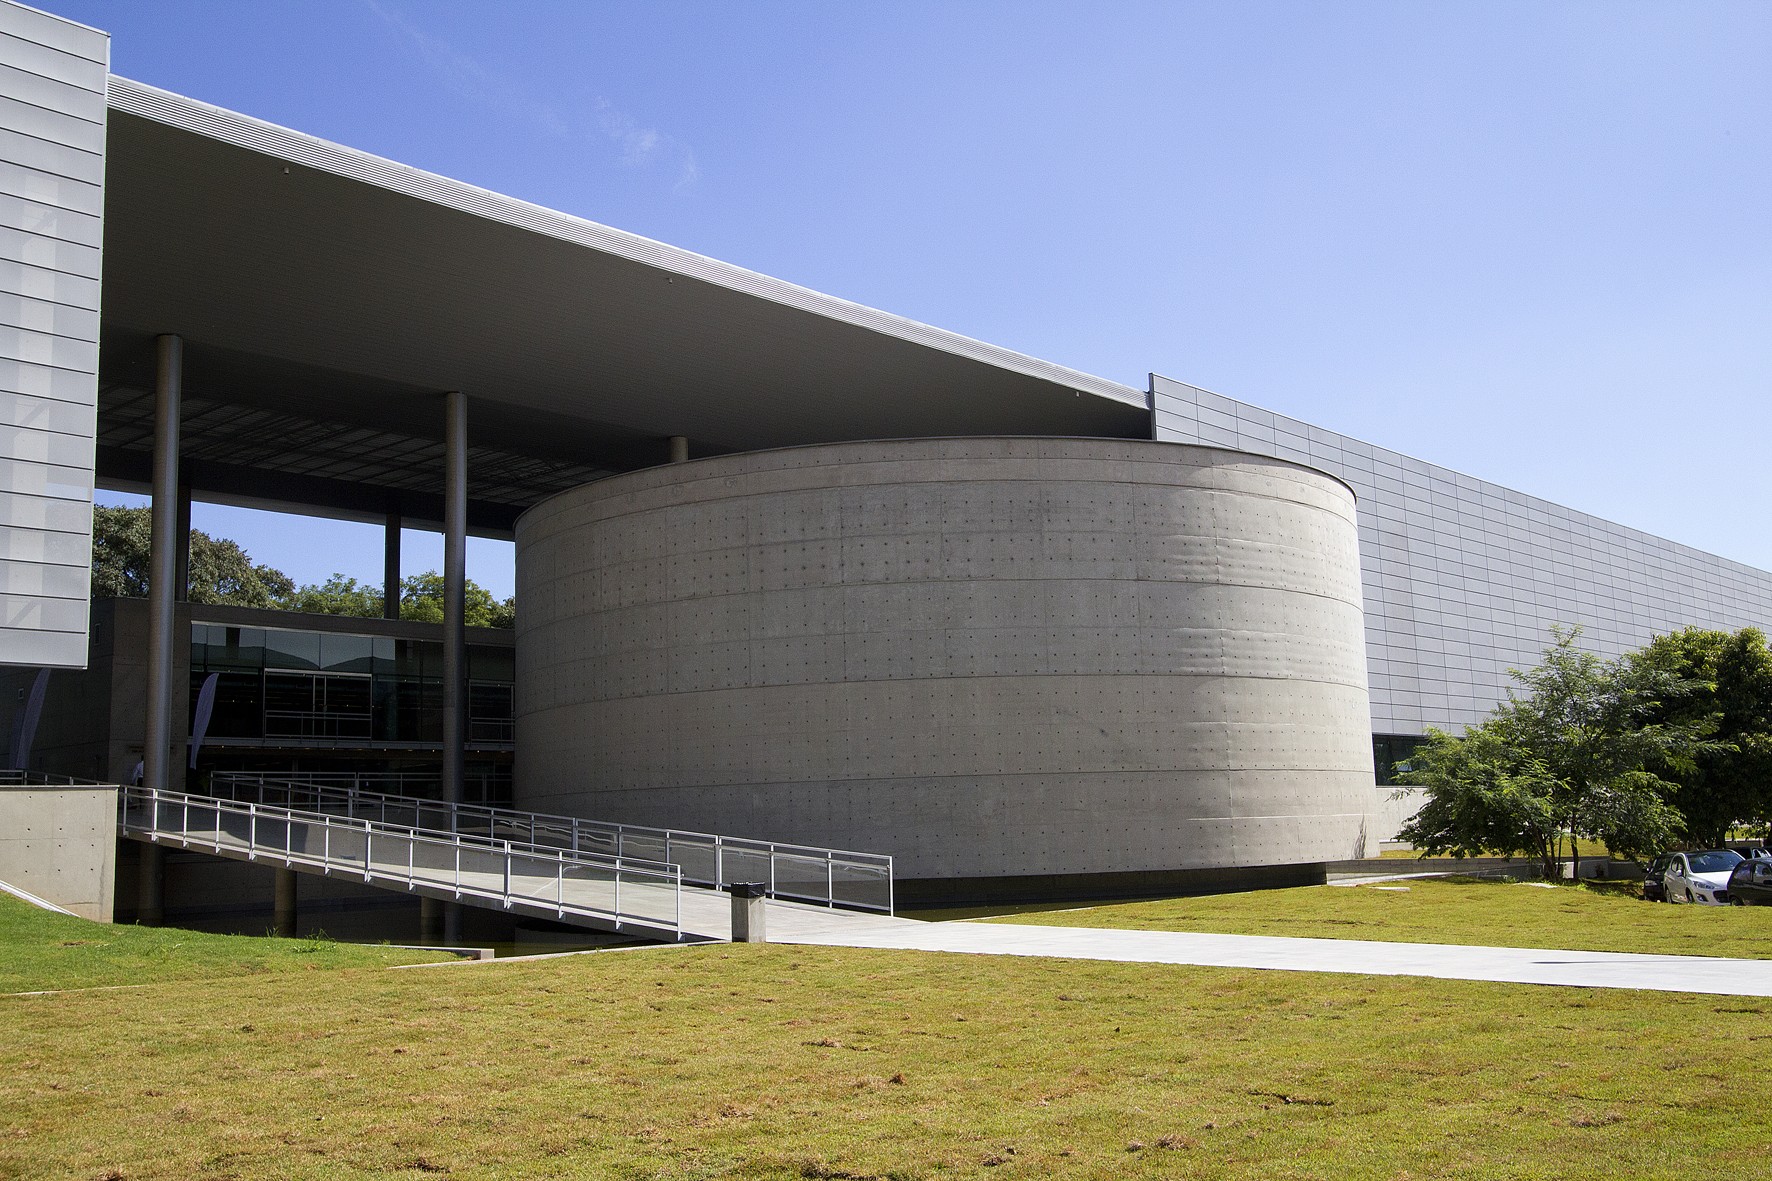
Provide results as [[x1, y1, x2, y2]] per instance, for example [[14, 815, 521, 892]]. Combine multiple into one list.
[[1642, 854, 1673, 902], [1665, 849, 1745, 904], [1728, 858, 1772, 905]]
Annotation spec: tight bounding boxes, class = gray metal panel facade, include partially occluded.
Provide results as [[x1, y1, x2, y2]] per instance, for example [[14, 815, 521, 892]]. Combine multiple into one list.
[[0, 1, 102, 669], [1151, 373, 1772, 736]]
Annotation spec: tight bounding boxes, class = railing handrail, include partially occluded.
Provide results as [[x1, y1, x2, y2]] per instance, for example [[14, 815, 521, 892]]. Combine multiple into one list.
[[209, 769, 894, 915], [118, 784, 683, 935], [210, 770, 892, 868], [125, 785, 677, 877]]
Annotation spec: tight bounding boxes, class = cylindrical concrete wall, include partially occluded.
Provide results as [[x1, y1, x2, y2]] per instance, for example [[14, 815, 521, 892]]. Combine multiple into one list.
[[515, 437, 1374, 886]]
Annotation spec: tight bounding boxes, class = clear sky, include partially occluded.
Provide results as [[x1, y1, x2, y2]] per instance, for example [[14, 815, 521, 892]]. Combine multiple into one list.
[[58, 0, 1772, 599]]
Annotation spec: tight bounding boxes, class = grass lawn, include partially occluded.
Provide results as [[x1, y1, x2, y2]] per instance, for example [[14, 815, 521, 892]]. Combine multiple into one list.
[[977, 877, 1772, 959], [0, 895, 450, 994], [4, 935, 1771, 1179]]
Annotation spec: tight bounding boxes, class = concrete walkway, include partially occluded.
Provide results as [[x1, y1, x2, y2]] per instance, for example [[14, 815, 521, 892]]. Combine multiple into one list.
[[772, 911, 1772, 997]]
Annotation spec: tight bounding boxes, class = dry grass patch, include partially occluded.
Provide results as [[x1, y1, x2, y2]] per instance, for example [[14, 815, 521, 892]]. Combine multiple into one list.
[[978, 877, 1772, 958], [3, 941, 1771, 1178]]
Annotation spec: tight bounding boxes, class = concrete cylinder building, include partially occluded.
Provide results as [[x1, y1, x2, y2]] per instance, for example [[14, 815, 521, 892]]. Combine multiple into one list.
[[514, 437, 1375, 899]]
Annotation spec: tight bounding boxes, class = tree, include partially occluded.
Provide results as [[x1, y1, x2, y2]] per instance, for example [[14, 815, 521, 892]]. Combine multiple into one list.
[[91, 506, 515, 628], [282, 574, 384, 618], [1398, 626, 1701, 876], [91, 505, 295, 607], [397, 572, 515, 629], [1630, 626, 1772, 846]]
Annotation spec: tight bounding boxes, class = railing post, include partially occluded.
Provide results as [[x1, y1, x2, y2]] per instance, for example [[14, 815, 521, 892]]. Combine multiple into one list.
[[502, 840, 511, 902], [714, 838, 723, 887], [827, 853, 835, 908], [557, 851, 565, 915], [249, 803, 257, 861], [769, 843, 777, 896], [363, 820, 374, 883]]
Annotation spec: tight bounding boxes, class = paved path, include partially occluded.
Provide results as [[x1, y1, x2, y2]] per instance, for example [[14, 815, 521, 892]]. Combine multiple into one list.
[[771, 911, 1772, 997]]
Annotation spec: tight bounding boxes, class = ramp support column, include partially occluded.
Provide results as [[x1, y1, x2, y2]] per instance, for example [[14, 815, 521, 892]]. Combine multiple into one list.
[[273, 866, 297, 937], [136, 843, 165, 926]]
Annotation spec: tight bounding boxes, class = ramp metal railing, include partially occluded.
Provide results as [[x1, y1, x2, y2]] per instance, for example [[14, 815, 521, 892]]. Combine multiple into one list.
[[210, 771, 894, 914], [120, 785, 683, 936]]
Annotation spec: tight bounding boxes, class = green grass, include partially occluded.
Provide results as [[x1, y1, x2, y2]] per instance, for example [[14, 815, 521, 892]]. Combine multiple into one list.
[[978, 877, 1772, 959], [4, 940, 1771, 1179], [0, 895, 450, 993]]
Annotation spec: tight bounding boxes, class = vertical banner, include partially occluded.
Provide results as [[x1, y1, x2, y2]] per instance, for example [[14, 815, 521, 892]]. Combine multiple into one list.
[[13, 668, 50, 770], [190, 672, 219, 770]]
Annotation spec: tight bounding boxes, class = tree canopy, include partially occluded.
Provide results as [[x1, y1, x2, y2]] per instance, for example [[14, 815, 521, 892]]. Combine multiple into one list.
[[1628, 626, 1772, 847], [1397, 626, 1707, 874], [90, 507, 515, 628], [92, 505, 295, 608]]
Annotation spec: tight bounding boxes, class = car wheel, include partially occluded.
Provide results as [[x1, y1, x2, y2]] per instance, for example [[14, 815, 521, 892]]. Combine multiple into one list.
[[1686, 889, 1697, 903], [1732, 896, 1746, 906]]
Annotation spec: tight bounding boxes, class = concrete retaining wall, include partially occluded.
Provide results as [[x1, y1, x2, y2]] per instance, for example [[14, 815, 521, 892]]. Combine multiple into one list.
[[515, 437, 1376, 886], [0, 784, 115, 919]]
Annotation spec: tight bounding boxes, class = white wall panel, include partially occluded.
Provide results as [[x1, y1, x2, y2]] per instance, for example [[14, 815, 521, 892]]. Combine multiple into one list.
[[0, 1, 104, 670]]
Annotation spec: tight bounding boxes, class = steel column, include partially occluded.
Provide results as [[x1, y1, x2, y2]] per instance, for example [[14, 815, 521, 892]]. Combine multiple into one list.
[[668, 435, 689, 463], [441, 392, 467, 945], [441, 391, 467, 806], [144, 335, 182, 796], [383, 510, 402, 620], [172, 478, 192, 602]]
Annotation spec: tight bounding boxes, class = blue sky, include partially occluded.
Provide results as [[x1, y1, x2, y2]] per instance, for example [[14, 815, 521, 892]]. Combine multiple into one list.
[[59, 0, 1772, 598]]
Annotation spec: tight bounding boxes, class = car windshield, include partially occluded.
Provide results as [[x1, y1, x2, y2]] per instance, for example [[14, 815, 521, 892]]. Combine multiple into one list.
[[1688, 851, 1744, 874]]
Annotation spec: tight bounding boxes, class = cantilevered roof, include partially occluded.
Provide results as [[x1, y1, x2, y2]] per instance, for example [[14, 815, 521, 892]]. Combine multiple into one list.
[[95, 78, 1150, 532]]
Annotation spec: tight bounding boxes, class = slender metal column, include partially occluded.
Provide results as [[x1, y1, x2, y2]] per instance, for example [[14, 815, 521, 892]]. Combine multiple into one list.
[[383, 510, 402, 620], [441, 392, 467, 807], [441, 392, 467, 945], [172, 479, 192, 602], [668, 435, 689, 463], [144, 335, 182, 796]]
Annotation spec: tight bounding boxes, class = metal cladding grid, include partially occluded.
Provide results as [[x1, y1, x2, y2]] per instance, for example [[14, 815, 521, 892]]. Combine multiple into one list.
[[514, 437, 1376, 879], [1151, 374, 1772, 735], [104, 77, 1145, 414], [95, 385, 614, 508], [0, 3, 106, 668]]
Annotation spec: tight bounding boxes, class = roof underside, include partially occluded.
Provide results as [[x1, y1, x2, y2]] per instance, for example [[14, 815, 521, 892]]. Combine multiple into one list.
[[96, 80, 1150, 534]]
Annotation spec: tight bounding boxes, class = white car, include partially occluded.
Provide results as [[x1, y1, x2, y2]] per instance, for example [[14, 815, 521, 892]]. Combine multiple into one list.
[[1665, 849, 1745, 904]]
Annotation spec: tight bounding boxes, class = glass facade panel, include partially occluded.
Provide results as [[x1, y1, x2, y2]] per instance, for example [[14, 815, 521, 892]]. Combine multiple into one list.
[[188, 620, 511, 750], [1372, 734, 1428, 786], [262, 628, 321, 671]]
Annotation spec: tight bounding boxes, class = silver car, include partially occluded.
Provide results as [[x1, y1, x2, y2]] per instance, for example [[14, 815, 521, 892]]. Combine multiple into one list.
[[1665, 849, 1745, 904]]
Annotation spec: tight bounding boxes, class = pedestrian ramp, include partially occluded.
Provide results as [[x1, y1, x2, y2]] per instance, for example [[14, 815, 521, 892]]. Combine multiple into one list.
[[119, 782, 894, 943]]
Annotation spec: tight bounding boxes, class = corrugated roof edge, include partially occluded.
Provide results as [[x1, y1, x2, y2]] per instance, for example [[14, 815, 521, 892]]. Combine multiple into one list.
[[105, 75, 1148, 413]]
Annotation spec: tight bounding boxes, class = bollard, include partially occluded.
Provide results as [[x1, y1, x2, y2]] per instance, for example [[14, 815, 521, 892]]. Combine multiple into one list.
[[730, 882, 767, 943]]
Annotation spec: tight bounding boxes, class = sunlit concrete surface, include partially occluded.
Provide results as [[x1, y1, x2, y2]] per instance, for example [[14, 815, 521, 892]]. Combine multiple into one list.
[[774, 914, 1772, 997], [517, 437, 1376, 888]]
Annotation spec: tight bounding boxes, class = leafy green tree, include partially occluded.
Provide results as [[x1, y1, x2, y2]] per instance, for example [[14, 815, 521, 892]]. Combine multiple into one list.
[[1630, 626, 1772, 846], [282, 574, 384, 618], [91, 505, 295, 607], [1398, 626, 1700, 876], [397, 572, 515, 629], [1394, 723, 1563, 870]]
